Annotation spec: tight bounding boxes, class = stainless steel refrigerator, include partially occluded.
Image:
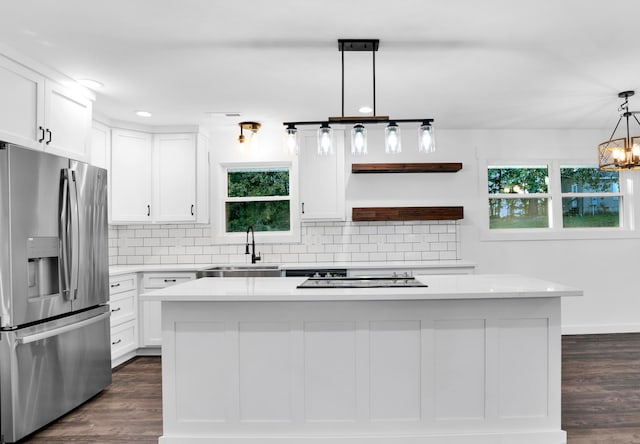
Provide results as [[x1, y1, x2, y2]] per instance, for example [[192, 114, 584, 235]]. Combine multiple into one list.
[[0, 143, 111, 443]]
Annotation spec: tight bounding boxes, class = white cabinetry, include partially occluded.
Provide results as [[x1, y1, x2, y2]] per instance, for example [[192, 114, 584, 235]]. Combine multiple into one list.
[[110, 129, 153, 222], [0, 55, 92, 160], [299, 130, 345, 220], [109, 273, 138, 368], [139, 272, 196, 349], [90, 121, 110, 169], [110, 130, 208, 224], [153, 133, 197, 221]]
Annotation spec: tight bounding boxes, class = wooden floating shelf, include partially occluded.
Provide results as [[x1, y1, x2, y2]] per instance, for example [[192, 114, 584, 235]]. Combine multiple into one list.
[[351, 162, 463, 174], [352, 206, 464, 222]]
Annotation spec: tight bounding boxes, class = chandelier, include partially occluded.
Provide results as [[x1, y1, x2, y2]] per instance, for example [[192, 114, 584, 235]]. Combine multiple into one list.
[[283, 39, 435, 156], [598, 90, 640, 170]]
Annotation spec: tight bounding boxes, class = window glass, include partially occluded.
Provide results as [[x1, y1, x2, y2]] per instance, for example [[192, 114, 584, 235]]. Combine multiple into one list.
[[225, 167, 291, 233], [228, 169, 290, 197], [560, 168, 619, 193], [489, 198, 549, 229], [562, 197, 620, 228], [488, 167, 548, 194]]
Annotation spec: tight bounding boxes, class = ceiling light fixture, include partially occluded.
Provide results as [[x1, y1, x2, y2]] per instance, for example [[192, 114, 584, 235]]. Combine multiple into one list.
[[598, 91, 640, 170], [283, 39, 435, 156], [135, 110, 152, 117], [238, 121, 261, 145], [77, 78, 103, 89]]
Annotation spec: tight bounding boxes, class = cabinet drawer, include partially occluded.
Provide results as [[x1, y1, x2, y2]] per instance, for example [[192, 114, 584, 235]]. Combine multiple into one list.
[[110, 320, 137, 358], [109, 274, 137, 295], [142, 272, 195, 289], [109, 291, 136, 326]]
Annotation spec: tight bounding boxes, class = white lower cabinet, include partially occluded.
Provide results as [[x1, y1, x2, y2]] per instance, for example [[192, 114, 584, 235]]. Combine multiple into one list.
[[109, 273, 138, 368], [139, 272, 196, 349]]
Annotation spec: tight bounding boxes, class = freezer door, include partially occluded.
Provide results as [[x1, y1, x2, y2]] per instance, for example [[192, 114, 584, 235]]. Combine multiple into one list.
[[0, 146, 72, 328], [70, 161, 109, 310], [0, 306, 111, 443]]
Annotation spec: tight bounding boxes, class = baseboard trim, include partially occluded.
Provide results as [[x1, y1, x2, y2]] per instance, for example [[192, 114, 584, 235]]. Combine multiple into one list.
[[562, 324, 640, 335]]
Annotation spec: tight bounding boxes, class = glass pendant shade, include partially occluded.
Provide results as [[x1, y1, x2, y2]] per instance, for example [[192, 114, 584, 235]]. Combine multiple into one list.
[[419, 123, 435, 153], [317, 123, 333, 155], [285, 126, 299, 155], [385, 122, 401, 154], [351, 123, 367, 156]]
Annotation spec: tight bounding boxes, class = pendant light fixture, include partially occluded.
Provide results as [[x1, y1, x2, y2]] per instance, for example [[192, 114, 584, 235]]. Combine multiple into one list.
[[385, 121, 401, 154], [598, 91, 640, 170], [284, 123, 299, 154], [283, 39, 434, 155]]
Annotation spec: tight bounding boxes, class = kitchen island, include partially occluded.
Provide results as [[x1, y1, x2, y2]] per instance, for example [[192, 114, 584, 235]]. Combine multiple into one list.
[[142, 274, 581, 444]]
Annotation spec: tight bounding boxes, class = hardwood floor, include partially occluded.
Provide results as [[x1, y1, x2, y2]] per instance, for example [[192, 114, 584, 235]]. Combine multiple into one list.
[[20, 357, 162, 443], [16, 334, 640, 443]]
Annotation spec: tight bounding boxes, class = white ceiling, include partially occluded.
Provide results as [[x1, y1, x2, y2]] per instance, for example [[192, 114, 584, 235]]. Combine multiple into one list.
[[1, 0, 638, 132]]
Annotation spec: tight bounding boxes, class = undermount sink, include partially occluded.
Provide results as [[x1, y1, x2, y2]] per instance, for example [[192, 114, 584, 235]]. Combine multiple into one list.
[[196, 265, 282, 278]]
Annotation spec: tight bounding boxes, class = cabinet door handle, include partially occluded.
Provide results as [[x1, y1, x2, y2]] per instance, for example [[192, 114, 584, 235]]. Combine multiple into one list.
[[147, 205, 151, 216], [38, 126, 45, 143], [191, 204, 194, 216], [111, 339, 122, 346], [164, 279, 177, 283], [110, 283, 121, 288], [45, 128, 52, 145], [301, 202, 305, 214], [111, 307, 121, 313]]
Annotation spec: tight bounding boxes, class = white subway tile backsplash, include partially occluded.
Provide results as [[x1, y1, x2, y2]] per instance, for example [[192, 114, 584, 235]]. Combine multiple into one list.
[[109, 220, 461, 265]]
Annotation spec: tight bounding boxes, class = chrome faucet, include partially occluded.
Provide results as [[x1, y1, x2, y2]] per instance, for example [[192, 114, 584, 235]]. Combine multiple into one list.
[[245, 225, 261, 264]]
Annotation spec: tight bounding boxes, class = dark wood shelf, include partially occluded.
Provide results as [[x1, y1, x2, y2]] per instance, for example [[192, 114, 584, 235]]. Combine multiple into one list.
[[351, 162, 463, 174], [352, 206, 464, 222]]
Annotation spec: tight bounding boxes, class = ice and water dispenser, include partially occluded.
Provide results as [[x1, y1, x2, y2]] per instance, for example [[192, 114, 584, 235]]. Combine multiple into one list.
[[26, 237, 59, 299]]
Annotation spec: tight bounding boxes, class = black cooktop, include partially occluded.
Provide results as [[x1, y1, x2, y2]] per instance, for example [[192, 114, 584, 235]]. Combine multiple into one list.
[[296, 276, 428, 289]]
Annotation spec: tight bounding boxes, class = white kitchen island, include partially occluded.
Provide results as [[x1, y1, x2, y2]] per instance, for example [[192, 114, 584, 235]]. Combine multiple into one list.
[[142, 274, 581, 444]]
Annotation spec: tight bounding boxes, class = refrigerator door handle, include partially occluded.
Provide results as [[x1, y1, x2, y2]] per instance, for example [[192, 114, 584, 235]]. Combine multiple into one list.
[[59, 169, 80, 300], [59, 169, 72, 300], [16, 312, 110, 345], [69, 169, 80, 299]]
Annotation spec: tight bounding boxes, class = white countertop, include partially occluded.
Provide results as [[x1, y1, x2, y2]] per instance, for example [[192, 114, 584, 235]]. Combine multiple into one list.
[[140, 274, 582, 302], [109, 260, 476, 277]]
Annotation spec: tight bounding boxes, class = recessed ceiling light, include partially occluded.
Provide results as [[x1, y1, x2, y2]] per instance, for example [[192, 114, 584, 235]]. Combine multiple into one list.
[[77, 78, 103, 89], [206, 112, 241, 117], [135, 110, 152, 117], [359, 106, 373, 114]]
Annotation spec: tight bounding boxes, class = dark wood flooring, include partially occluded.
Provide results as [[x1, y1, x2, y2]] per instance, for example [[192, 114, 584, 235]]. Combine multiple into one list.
[[16, 333, 640, 443]]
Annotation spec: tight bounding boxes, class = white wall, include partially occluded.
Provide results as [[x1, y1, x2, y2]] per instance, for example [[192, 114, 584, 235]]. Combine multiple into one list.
[[206, 123, 640, 334]]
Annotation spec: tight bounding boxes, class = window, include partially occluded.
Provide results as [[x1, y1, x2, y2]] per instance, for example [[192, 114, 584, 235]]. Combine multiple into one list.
[[488, 166, 549, 229], [485, 161, 632, 239], [225, 167, 291, 233], [560, 167, 620, 228]]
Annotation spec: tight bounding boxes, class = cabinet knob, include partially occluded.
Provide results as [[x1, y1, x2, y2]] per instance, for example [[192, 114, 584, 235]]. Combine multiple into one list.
[[301, 202, 305, 214], [111, 339, 122, 346], [164, 279, 177, 283], [111, 307, 121, 313], [38, 126, 45, 143], [45, 128, 52, 145], [191, 204, 194, 216], [147, 205, 151, 217], [110, 283, 121, 288]]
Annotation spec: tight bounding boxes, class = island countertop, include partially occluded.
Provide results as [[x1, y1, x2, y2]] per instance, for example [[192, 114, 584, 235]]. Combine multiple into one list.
[[140, 273, 582, 302]]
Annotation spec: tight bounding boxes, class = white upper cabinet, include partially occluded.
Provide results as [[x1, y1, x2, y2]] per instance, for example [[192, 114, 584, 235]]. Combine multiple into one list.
[[110, 129, 153, 223], [90, 121, 110, 170], [0, 55, 92, 161], [110, 129, 209, 224], [44, 81, 92, 161], [0, 56, 45, 149], [299, 130, 345, 220], [153, 133, 197, 222]]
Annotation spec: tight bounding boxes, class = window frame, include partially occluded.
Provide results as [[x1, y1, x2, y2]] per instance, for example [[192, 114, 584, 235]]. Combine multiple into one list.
[[481, 158, 639, 241], [214, 161, 300, 244]]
